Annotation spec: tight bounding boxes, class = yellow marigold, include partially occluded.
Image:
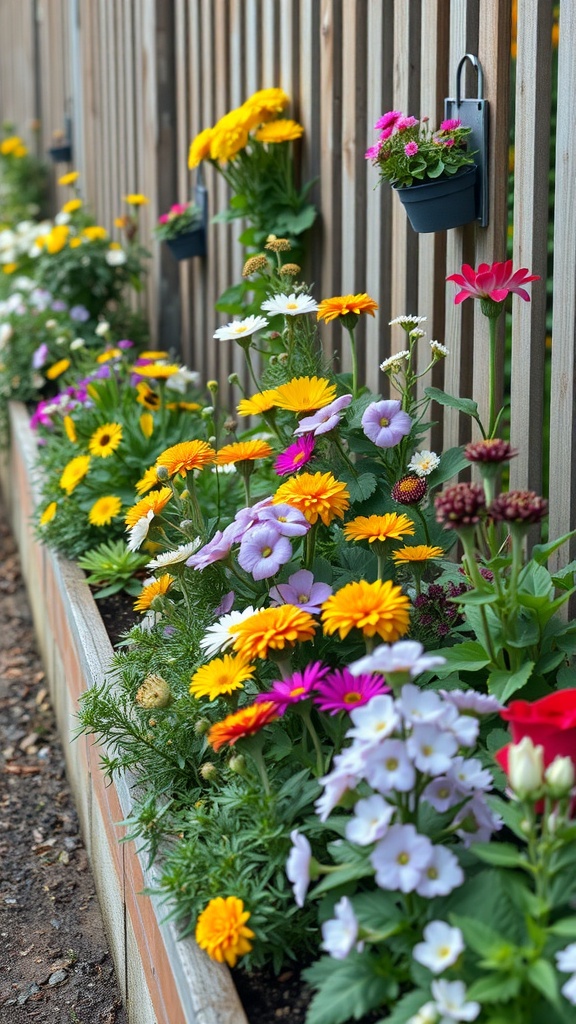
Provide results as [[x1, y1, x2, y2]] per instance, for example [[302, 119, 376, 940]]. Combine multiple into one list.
[[82, 225, 108, 241], [133, 574, 174, 612], [317, 293, 379, 323], [231, 606, 317, 662], [88, 495, 123, 527], [96, 348, 121, 363], [135, 466, 160, 495], [59, 454, 91, 495], [242, 87, 290, 122], [207, 702, 279, 752], [135, 382, 160, 409], [62, 415, 77, 443], [124, 193, 149, 205], [45, 358, 70, 380], [58, 170, 79, 186], [321, 579, 411, 642], [139, 350, 169, 359], [109, 242, 122, 250], [392, 544, 445, 565], [188, 126, 214, 168], [114, 215, 128, 229], [156, 439, 216, 476], [13, 144, 28, 158], [270, 375, 337, 413], [237, 389, 277, 416], [209, 109, 249, 163], [195, 896, 254, 967], [139, 412, 154, 439], [344, 513, 416, 544], [40, 501, 57, 526], [190, 654, 255, 701], [124, 487, 173, 528], [62, 198, 82, 214], [274, 471, 349, 526], [214, 440, 273, 465], [69, 238, 82, 249], [0, 135, 22, 155], [88, 422, 123, 458], [46, 226, 69, 254], [255, 119, 304, 143], [133, 363, 180, 380], [2, 262, 17, 274]]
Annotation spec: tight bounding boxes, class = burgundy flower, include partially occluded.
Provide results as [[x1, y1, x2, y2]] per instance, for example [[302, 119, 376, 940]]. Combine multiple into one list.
[[435, 482, 486, 528], [465, 439, 518, 463], [391, 475, 427, 506], [489, 490, 548, 525]]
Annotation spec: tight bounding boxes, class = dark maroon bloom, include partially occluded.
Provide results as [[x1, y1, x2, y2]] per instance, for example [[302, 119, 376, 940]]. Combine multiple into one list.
[[489, 490, 548, 525], [391, 475, 427, 506], [435, 482, 486, 528], [465, 439, 518, 463]]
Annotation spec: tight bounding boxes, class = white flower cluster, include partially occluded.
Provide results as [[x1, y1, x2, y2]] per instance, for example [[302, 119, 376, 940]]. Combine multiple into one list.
[[0, 219, 52, 264]]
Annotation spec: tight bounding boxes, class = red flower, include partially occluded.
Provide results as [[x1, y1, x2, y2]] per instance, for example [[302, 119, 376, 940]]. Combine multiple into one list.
[[495, 690, 576, 776], [446, 260, 539, 305]]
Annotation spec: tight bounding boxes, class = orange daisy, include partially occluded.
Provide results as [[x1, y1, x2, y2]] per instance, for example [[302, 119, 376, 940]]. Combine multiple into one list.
[[237, 390, 277, 416], [344, 513, 416, 544], [214, 440, 273, 465], [392, 544, 444, 565], [207, 701, 279, 752], [270, 376, 337, 413], [317, 293, 379, 323], [273, 471, 350, 526], [124, 486, 173, 528], [156, 440, 216, 476], [135, 466, 160, 495], [133, 574, 174, 612], [230, 606, 317, 662], [321, 579, 411, 641]]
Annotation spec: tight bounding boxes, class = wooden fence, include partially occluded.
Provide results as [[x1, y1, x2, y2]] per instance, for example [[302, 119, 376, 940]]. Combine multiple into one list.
[[0, 0, 572, 565]]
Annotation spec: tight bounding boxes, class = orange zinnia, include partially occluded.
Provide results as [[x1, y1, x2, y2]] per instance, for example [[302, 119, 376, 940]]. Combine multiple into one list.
[[317, 293, 379, 323], [214, 440, 273, 465], [230, 605, 317, 661], [156, 440, 216, 476], [207, 701, 279, 752], [344, 513, 416, 544], [321, 579, 411, 641], [392, 544, 444, 564], [274, 471, 350, 526], [124, 486, 173, 528]]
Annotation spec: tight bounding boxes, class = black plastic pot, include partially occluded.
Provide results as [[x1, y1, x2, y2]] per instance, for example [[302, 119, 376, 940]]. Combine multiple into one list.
[[48, 143, 73, 163], [165, 226, 206, 261], [394, 165, 477, 233]]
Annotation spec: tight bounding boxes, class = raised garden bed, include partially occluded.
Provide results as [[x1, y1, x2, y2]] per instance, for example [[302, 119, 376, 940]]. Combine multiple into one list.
[[1, 401, 248, 1024]]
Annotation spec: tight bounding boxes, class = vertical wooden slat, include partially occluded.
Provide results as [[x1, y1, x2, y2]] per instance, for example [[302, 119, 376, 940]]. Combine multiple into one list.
[[318, 0, 342, 367]]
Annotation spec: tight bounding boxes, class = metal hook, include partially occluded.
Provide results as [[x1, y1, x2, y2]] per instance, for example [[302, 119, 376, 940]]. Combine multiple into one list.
[[455, 53, 484, 103]]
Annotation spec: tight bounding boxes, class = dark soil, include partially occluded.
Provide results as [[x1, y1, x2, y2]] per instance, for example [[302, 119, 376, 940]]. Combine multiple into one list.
[[0, 510, 126, 1024]]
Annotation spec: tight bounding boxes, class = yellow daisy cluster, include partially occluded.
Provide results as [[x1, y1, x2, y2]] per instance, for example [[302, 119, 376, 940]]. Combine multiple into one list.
[[188, 87, 303, 166]]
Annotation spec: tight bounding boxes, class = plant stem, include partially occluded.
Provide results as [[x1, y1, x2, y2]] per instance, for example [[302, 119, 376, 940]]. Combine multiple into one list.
[[488, 314, 498, 438], [346, 326, 359, 399]]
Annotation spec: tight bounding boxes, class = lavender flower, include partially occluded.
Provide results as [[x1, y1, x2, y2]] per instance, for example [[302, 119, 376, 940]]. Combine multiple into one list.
[[361, 399, 412, 448], [370, 823, 433, 892], [294, 394, 353, 436], [258, 503, 310, 537], [269, 569, 332, 613], [321, 897, 363, 960], [186, 530, 233, 570], [286, 830, 312, 907], [237, 523, 293, 580], [51, 299, 68, 312], [69, 304, 90, 322], [32, 343, 49, 369]]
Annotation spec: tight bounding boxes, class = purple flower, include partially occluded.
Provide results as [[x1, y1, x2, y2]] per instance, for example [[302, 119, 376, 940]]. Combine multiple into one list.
[[51, 299, 68, 312], [255, 662, 329, 715], [69, 305, 90, 322], [237, 523, 293, 580], [314, 668, 389, 715], [32, 343, 49, 369], [186, 530, 233, 570], [30, 288, 52, 311], [258, 503, 310, 537], [118, 339, 134, 350], [274, 435, 315, 476], [213, 591, 235, 617], [294, 394, 353, 437], [269, 568, 332, 613], [361, 399, 412, 448]]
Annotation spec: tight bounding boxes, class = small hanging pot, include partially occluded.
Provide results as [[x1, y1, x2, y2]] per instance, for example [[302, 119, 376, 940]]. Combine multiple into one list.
[[165, 227, 206, 261], [393, 165, 477, 233]]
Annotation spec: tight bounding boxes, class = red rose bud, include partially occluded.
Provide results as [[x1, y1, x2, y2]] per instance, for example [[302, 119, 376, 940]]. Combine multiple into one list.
[[435, 482, 486, 528], [391, 474, 427, 505]]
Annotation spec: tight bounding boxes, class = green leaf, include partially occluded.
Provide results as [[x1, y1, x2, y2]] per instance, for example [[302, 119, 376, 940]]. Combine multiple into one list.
[[551, 560, 576, 591], [352, 891, 404, 932], [425, 446, 469, 489], [530, 958, 560, 1006], [451, 590, 499, 606], [488, 662, 535, 702], [466, 973, 521, 1003], [342, 472, 378, 504], [430, 641, 490, 675], [273, 205, 317, 235], [531, 530, 576, 566], [426, 160, 445, 178], [304, 954, 393, 1024], [450, 914, 510, 957], [347, 392, 382, 429], [424, 386, 481, 421], [376, 991, 431, 1024], [549, 916, 576, 937], [471, 842, 528, 868]]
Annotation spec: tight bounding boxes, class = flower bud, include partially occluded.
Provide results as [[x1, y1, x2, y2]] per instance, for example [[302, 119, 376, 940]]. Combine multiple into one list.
[[135, 673, 172, 709], [201, 405, 214, 417], [70, 338, 85, 350], [194, 718, 211, 735], [200, 762, 218, 781], [508, 737, 544, 798], [228, 373, 240, 386], [229, 754, 248, 776], [156, 465, 169, 481], [95, 320, 110, 336], [545, 756, 575, 798], [206, 379, 219, 393]]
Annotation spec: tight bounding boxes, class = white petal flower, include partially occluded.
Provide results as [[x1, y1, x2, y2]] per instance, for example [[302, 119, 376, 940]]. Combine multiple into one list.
[[168, 365, 200, 392], [555, 943, 576, 975], [371, 824, 433, 893], [413, 921, 464, 974], [430, 979, 480, 1022], [430, 340, 449, 358], [106, 248, 127, 266], [407, 724, 458, 776], [127, 510, 154, 551], [415, 845, 464, 898], [350, 641, 446, 679], [407, 450, 441, 477], [199, 606, 257, 659], [95, 321, 110, 336], [345, 794, 395, 845], [261, 292, 318, 316], [380, 350, 409, 372], [286, 830, 312, 907], [321, 897, 362, 960], [364, 738, 416, 794], [348, 694, 400, 743], [407, 1002, 438, 1024], [389, 314, 427, 328], [147, 540, 201, 569], [561, 974, 576, 1006], [213, 315, 269, 341]]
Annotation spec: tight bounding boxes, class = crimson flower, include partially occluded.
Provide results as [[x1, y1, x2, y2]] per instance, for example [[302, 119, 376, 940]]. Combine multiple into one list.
[[446, 260, 539, 305]]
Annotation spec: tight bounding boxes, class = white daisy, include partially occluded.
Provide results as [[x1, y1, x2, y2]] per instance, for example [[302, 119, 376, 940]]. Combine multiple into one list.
[[261, 292, 318, 317], [127, 510, 154, 552], [199, 606, 257, 659], [389, 314, 427, 328], [213, 315, 268, 341], [430, 340, 449, 358], [413, 921, 464, 974], [105, 248, 127, 266], [407, 450, 441, 477], [147, 540, 201, 569], [380, 350, 409, 373]]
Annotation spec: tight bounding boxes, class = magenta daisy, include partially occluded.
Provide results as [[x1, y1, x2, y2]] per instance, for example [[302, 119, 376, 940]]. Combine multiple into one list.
[[255, 662, 330, 716], [274, 435, 315, 476], [313, 668, 390, 715]]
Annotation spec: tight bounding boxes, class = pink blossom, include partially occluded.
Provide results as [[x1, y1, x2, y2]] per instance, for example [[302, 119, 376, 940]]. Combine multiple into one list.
[[440, 118, 461, 131], [274, 435, 315, 476], [374, 110, 402, 131], [395, 116, 418, 131], [447, 260, 540, 305], [365, 141, 383, 161], [158, 213, 170, 225], [404, 141, 419, 157]]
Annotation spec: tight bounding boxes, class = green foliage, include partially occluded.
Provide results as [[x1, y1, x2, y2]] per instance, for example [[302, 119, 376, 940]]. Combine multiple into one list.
[[77, 539, 149, 597], [367, 113, 476, 189]]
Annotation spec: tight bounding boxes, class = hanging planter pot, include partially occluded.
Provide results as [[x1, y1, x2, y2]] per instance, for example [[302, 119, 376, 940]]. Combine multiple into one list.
[[48, 142, 73, 163], [393, 165, 477, 234], [165, 225, 206, 261]]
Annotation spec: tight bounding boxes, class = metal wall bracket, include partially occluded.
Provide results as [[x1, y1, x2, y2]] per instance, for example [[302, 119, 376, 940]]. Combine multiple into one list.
[[445, 53, 489, 227]]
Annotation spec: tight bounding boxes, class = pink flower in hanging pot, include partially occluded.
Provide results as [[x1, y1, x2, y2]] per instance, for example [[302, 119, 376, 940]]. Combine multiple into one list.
[[446, 260, 540, 305]]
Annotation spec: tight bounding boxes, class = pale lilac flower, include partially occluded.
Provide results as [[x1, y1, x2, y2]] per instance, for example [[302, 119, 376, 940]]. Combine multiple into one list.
[[561, 975, 576, 1006], [422, 776, 462, 813], [321, 897, 362, 960], [453, 794, 502, 847], [556, 944, 576, 975], [407, 725, 458, 776], [364, 739, 416, 794], [413, 921, 464, 974], [213, 591, 235, 617], [261, 293, 319, 317], [186, 530, 233, 570], [442, 708, 480, 747], [345, 794, 395, 846], [30, 288, 52, 311], [430, 980, 480, 1022], [199, 606, 257, 659], [315, 747, 368, 821], [69, 304, 90, 322], [416, 845, 464, 897], [371, 824, 433, 893], [361, 400, 413, 448], [439, 690, 503, 715], [118, 338, 134, 350], [32, 342, 49, 369], [286, 830, 312, 907], [269, 569, 332, 613], [449, 756, 493, 794], [398, 684, 450, 726], [213, 314, 269, 342], [51, 299, 67, 312], [350, 641, 446, 679], [258, 503, 310, 537], [294, 394, 353, 436], [348, 695, 400, 743], [237, 523, 292, 580]]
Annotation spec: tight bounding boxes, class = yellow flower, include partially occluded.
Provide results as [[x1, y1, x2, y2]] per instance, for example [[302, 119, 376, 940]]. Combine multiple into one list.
[[242, 87, 289, 123], [139, 350, 169, 359], [69, 238, 82, 249], [58, 170, 80, 186], [2, 262, 17, 275], [88, 422, 123, 458], [45, 226, 69, 254], [321, 579, 411, 642], [214, 440, 273, 465], [236, 389, 277, 416], [195, 896, 254, 967], [317, 293, 379, 323], [13, 144, 27, 158], [190, 654, 255, 701], [230, 605, 317, 661], [139, 412, 154, 438], [133, 363, 180, 380], [273, 471, 350, 526], [0, 135, 22, 155], [135, 466, 160, 495], [135, 382, 161, 409], [209, 109, 249, 163], [45, 358, 70, 380], [392, 544, 445, 565], [63, 415, 77, 443], [82, 225, 108, 241], [40, 501, 57, 526], [156, 439, 216, 476], [344, 513, 416, 544], [88, 495, 123, 527], [188, 126, 214, 168], [124, 193, 149, 205], [109, 241, 121, 250], [96, 349, 121, 363], [133, 574, 174, 612], [62, 198, 82, 214], [125, 487, 173, 528], [271, 376, 337, 413], [114, 215, 128, 229], [166, 400, 202, 412], [59, 454, 91, 495], [255, 119, 304, 143]]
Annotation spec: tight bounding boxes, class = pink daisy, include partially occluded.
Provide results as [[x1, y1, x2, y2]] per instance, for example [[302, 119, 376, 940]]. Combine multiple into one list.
[[255, 662, 330, 716], [274, 435, 315, 476], [404, 141, 419, 157], [313, 668, 390, 715]]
